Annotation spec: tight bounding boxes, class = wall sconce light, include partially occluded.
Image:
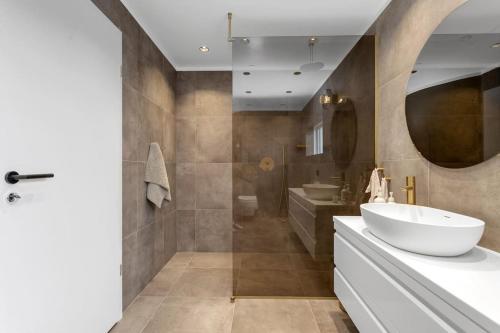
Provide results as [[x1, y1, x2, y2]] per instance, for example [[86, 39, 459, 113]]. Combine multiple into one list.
[[320, 89, 348, 106]]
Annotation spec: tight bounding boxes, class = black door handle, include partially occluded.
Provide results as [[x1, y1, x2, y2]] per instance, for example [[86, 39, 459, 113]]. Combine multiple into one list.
[[4, 171, 54, 184]]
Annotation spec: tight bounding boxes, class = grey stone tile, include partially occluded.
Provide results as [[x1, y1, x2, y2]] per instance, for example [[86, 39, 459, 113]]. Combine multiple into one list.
[[165, 252, 194, 268], [176, 210, 195, 251], [122, 234, 140, 310], [153, 217, 166, 274], [123, 86, 141, 161], [168, 268, 233, 297], [137, 223, 155, 290], [297, 271, 334, 297], [195, 210, 232, 252], [239, 253, 292, 271], [309, 300, 359, 333], [176, 163, 196, 210], [189, 252, 238, 269], [123, 162, 139, 238], [143, 297, 234, 333], [196, 163, 232, 209], [175, 71, 197, 118], [163, 210, 177, 262], [196, 116, 232, 163], [137, 163, 156, 228], [111, 296, 164, 333], [140, 268, 185, 297], [162, 112, 176, 163], [176, 118, 196, 162], [231, 299, 320, 333], [195, 71, 232, 116], [235, 269, 304, 297]]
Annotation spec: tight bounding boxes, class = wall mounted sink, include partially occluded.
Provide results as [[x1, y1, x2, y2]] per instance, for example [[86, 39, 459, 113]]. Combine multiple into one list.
[[360, 203, 485, 256], [302, 184, 339, 201]]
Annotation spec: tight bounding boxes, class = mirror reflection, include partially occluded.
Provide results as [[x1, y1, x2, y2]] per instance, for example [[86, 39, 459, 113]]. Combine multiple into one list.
[[406, 0, 500, 168]]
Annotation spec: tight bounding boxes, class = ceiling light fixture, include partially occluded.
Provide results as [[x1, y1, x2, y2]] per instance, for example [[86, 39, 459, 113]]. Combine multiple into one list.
[[199, 46, 209, 53], [411, 70, 418, 74], [242, 38, 250, 44], [294, 71, 302, 75], [491, 42, 500, 48], [286, 91, 293, 94], [300, 37, 324, 72], [243, 72, 251, 76], [245, 90, 252, 94]]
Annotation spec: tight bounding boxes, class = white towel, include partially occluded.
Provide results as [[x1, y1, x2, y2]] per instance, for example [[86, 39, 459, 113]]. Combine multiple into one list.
[[145, 143, 171, 208], [365, 168, 381, 203]]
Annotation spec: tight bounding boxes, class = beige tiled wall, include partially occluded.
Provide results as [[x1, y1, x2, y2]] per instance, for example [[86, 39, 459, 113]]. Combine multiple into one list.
[[93, 0, 177, 308], [374, 0, 500, 251], [175, 72, 233, 252]]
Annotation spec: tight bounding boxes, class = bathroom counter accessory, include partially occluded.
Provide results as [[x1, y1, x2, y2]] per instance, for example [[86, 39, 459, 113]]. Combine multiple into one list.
[[333, 216, 500, 333]]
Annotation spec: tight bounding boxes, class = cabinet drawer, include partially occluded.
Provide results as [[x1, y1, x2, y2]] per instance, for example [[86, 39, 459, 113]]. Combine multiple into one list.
[[335, 233, 455, 333]]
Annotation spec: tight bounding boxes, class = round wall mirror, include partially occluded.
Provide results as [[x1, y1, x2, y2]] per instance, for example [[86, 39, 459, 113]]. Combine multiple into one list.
[[406, 0, 500, 168]]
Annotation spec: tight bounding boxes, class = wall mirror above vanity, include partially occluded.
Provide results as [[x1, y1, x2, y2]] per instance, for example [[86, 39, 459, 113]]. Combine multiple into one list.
[[406, 0, 500, 168]]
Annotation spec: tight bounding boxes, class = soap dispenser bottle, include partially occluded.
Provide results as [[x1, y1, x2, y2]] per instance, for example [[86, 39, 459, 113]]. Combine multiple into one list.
[[374, 189, 386, 203], [387, 192, 396, 204], [340, 183, 352, 203]]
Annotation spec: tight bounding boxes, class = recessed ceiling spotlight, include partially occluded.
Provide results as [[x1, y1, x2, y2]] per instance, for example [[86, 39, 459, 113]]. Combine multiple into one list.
[[280, 103, 286, 106], [242, 38, 250, 44], [286, 90, 293, 94], [491, 42, 500, 48], [243, 72, 251, 76], [293, 71, 302, 75], [245, 90, 252, 94], [199, 45, 209, 53], [411, 70, 418, 74]]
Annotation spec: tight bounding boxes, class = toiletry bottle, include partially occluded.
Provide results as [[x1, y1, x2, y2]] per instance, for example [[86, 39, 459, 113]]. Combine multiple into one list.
[[387, 192, 396, 204], [374, 189, 386, 203], [340, 183, 352, 203]]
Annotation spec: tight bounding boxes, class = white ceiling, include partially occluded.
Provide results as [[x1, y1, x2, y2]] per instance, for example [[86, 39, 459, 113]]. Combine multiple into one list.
[[232, 36, 360, 111], [119, 0, 391, 71], [409, 0, 500, 94]]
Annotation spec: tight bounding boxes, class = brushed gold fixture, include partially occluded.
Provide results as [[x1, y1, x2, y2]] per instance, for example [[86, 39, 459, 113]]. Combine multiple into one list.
[[227, 12, 234, 42], [320, 89, 348, 105], [296, 144, 307, 149], [401, 176, 416, 205]]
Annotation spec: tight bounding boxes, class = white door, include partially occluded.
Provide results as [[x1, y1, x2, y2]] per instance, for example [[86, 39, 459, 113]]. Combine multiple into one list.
[[0, 1, 122, 332]]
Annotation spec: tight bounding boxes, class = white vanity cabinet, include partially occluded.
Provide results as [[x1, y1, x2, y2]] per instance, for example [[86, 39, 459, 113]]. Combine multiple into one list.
[[333, 216, 500, 333]]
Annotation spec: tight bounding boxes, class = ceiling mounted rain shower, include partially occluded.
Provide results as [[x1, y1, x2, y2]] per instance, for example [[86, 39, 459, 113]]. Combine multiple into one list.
[[300, 37, 325, 72]]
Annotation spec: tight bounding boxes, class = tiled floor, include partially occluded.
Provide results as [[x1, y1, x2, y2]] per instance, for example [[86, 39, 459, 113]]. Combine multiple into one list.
[[233, 215, 334, 297], [111, 252, 358, 333]]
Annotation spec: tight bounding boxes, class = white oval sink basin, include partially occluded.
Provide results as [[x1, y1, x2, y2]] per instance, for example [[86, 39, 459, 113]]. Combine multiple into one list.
[[360, 203, 485, 257], [303, 183, 339, 200]]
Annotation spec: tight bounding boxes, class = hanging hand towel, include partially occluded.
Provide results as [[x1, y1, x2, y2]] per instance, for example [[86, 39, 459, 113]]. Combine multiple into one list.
[[145, 143, 171, 208], [365, 168, 381, 203]]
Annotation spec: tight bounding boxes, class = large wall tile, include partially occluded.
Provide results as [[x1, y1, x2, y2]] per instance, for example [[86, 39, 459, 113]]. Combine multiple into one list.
[[176, 163, 196, 209], [196, 163, 232, 209], [163, 210, 177, 261], [195, 72, 232, 116], [123, 161, 139, 238], [176, 210, 196, 251], [176, 72, 197, 118], [95, 0, 178, 308], [195, 210, 232, 252], [176, 118, 196, 162], [196, 116, 232, 163]]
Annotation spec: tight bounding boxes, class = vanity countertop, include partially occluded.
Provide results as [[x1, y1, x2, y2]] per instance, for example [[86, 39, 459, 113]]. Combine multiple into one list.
[[333, 216, 500, 332], [289, 188, 346, 209]]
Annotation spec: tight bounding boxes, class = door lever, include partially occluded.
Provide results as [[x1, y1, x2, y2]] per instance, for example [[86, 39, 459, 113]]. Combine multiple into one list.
[[4, 171, 54, 184]]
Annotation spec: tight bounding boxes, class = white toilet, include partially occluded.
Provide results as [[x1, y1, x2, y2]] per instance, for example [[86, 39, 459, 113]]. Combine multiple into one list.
[[237, 195, 259, 217]]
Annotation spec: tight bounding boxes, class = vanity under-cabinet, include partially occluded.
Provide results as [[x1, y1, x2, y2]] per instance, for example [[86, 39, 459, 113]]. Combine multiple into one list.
[[333, 216, 500, 333]]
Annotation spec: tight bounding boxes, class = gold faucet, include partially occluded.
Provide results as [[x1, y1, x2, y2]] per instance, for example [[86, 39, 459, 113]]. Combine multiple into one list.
[[401, 176, 416, 205]]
